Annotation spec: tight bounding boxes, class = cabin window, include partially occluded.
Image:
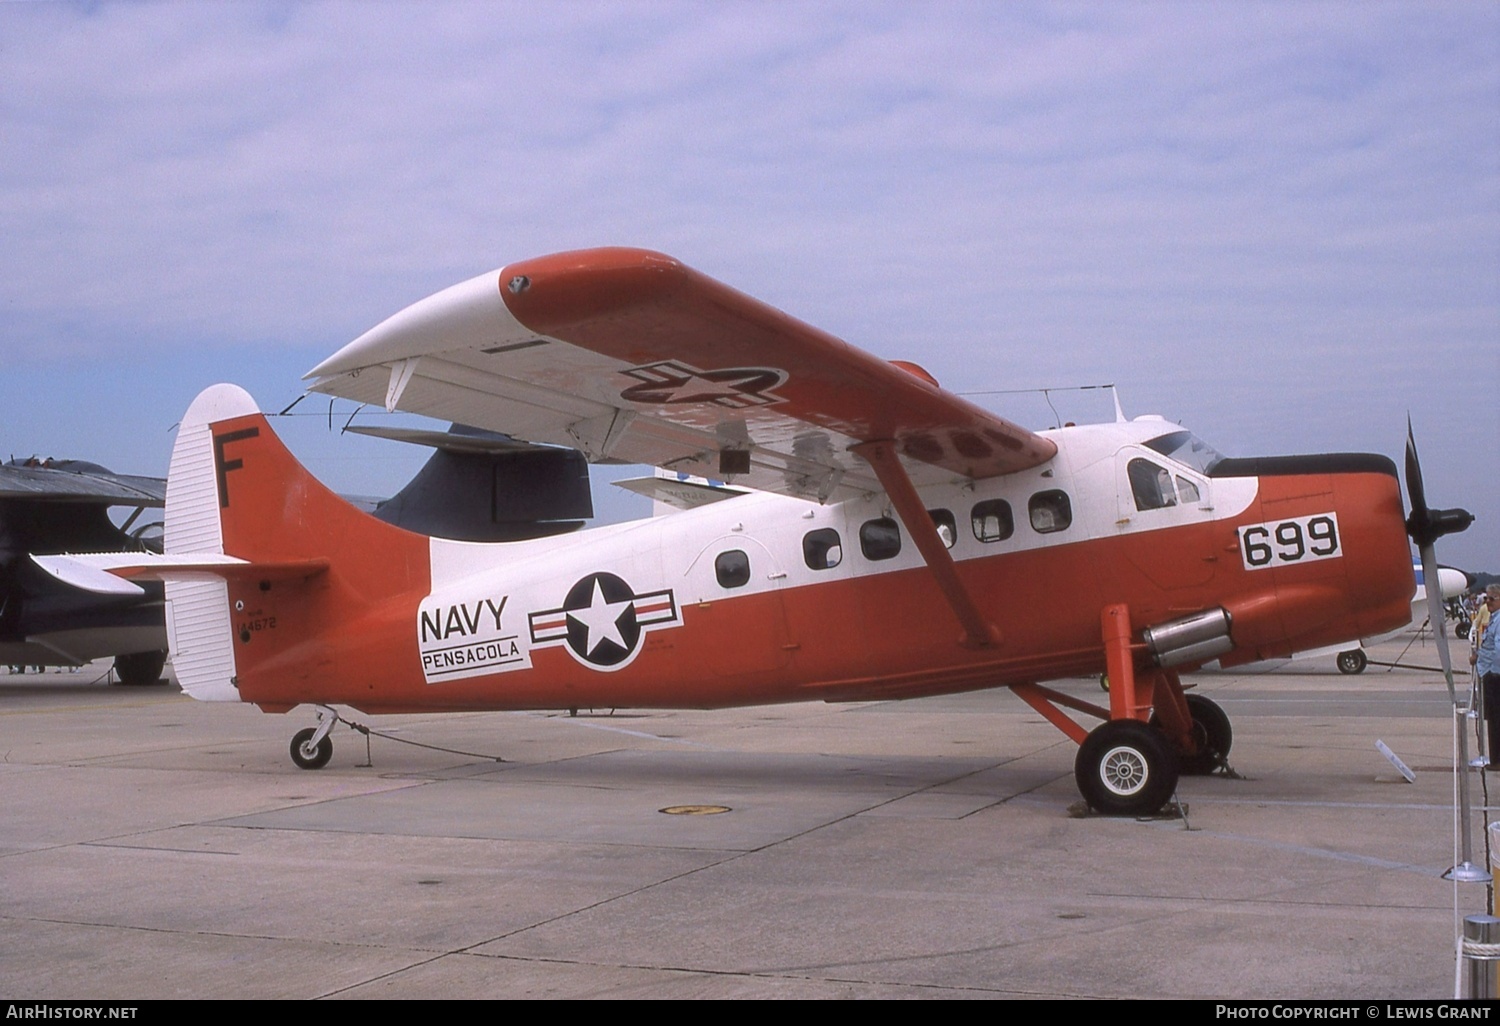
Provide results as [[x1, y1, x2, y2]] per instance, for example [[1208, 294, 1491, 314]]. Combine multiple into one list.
[[1128, 458, 1177, 511], [1175, 475, 1201, 504], [1028, 490, 1072, 534], [859, 517, 902, 561], [928, 508, 957, 549], [803, 528, 843, 570], [971, 499, 1014, 543], [715, 549, 751, 589]]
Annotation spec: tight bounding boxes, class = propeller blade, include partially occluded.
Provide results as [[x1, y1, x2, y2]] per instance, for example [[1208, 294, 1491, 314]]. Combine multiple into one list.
[[1418, 542, 1457, 704], [1404, 417, 1427, 520], [1403, 420, 1474, 548]]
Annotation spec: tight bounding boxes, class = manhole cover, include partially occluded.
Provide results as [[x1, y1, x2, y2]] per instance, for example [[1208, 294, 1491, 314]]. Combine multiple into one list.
[[660, 804, 731, 816]]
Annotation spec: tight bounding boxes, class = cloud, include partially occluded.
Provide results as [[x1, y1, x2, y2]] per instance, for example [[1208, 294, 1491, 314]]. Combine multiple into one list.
[[0, 0, 1494, 563]]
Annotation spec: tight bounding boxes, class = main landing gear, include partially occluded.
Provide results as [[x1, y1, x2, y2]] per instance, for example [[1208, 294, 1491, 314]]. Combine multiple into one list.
[[289, 706, 337, 769], [1069, 692, 1232, 816], [1013, 605, 1238, 817]]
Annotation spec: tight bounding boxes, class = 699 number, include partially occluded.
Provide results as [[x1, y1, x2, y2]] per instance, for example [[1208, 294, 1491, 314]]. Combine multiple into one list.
[[1238, 513, 1341, 570]]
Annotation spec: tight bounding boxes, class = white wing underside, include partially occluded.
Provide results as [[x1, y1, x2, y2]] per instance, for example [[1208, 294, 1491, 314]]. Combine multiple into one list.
[[305, 252, 1056, 504]]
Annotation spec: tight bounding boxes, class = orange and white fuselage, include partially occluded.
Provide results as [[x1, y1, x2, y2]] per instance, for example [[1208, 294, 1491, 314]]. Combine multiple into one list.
[[156, 385, 1413, 719]]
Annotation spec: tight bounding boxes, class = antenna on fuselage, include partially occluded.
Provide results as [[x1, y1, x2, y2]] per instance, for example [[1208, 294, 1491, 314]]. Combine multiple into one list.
[[1110, 385, 1126, 423]]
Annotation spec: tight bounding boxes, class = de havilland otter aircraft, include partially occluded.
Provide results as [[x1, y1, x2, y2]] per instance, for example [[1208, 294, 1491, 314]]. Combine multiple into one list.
[[39, 248, 1471, 816]]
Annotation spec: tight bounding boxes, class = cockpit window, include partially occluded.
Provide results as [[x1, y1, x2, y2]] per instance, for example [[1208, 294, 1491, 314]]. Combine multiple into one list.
[[1144, 430, 1224, 475], [1128, 458, 1177, 511]]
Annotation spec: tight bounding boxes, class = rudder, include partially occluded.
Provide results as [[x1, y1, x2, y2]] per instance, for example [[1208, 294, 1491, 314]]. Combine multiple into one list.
[[164, 385, 260, 700], [164, 384, 431, 705]]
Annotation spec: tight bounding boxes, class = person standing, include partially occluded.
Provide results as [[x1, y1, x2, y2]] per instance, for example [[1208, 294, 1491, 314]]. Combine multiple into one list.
[[1473, 585, 1500, 764]]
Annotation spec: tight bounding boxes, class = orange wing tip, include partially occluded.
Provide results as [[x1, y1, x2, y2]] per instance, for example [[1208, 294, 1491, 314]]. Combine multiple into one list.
[[499, 247, 688, 328], [306, 249, 688, 382]]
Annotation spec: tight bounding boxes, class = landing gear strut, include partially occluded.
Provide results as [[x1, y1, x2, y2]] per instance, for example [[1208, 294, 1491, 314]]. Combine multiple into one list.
[[290, 706, 337, 770]]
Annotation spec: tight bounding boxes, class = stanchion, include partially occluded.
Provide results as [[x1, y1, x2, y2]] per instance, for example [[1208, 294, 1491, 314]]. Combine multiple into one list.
[[1462, 913, 1499, 999]]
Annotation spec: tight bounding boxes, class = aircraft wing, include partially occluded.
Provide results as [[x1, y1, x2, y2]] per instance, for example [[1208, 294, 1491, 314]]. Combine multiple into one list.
[[305, 248, 1056, 502], [0, 464, 166, 506]]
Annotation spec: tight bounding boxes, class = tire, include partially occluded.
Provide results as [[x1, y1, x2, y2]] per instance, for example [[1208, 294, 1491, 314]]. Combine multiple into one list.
[[1152, 694, 1232, 775], [290, 727, 333, 770], [1336, 649, 1367, 675], [114, 650, 167, 687], [1456, 622, 1470, 640], [1075, 720, 1180, 816]]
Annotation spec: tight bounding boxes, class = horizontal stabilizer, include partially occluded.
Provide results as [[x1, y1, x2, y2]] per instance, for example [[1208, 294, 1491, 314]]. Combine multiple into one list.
[[343, 423, 557, 456], [613, 475, 746, 511], [32, 552, 328, 594]]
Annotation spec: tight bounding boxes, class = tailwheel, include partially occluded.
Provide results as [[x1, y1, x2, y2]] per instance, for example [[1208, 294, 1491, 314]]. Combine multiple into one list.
[[290, 726, 333, 770], [1151, 693, 1232, 775], [1336, 649, 1367, 675], [1075, 720, 1180, 816]]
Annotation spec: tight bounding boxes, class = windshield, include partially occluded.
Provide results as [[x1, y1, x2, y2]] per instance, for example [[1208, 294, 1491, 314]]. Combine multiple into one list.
[[1144, 430, 1224, 475]]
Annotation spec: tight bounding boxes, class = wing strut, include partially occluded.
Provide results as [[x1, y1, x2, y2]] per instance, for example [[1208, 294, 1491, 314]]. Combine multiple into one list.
[[850, 440, 1000, 648]]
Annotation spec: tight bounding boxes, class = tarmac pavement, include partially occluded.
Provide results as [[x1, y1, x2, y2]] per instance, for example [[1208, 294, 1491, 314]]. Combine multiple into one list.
[[1, 630, 1492, 999]]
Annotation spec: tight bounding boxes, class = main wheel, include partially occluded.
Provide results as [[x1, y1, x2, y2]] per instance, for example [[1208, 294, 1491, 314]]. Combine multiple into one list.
[[1336, 649, 1367, 675], [1152, 694, 1232, 775], [114, 650, 167, 687], [290, 727, 333, 770], [1456, 621, 1471, 640], [1075, 720, 1180, 816]]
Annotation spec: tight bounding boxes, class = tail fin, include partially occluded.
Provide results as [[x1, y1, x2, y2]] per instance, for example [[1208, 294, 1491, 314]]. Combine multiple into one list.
[[163, 385, 255, 700], [164, 385, 430, 704]]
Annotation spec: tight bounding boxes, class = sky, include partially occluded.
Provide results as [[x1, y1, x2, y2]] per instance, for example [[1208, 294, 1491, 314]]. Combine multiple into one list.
[[2, 1, 1496, 569]]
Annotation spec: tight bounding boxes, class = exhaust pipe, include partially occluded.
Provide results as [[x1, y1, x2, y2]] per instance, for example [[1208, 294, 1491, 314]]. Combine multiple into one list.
[[1144, 608, 1233, 668]]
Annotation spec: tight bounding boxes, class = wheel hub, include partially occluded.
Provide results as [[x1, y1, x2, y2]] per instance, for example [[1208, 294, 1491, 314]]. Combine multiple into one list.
[[1101, 746, 1148, 796]]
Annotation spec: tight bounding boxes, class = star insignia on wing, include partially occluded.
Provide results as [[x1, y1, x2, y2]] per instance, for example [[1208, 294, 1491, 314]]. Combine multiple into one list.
[[619, 361, 788, 409]]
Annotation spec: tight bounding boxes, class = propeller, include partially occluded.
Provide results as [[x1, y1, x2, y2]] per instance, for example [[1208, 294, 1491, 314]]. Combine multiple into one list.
[[1405, 419, 1474, 700], [1404, 420, 1487, 888]]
